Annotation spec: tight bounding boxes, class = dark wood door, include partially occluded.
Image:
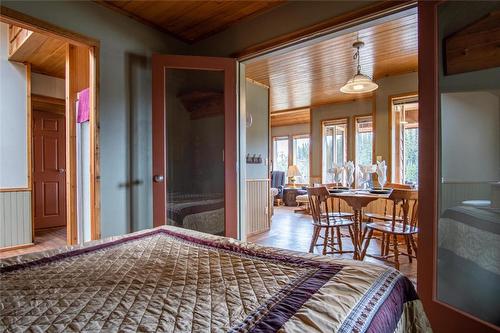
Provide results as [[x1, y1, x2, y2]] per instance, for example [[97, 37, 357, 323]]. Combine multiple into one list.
[[33, 110, 66, 229], [152, 55, 237, 238]]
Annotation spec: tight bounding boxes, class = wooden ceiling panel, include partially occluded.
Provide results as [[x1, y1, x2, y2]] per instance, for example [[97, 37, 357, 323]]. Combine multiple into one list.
[[97, 0, 284, 43], [271, 108, 310, 127], [246, 14, 418, 112], [9, 26, 66, 78]]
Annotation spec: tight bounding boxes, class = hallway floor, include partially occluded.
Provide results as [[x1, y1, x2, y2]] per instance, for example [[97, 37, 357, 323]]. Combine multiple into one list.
[[0, 227, 67, 259]]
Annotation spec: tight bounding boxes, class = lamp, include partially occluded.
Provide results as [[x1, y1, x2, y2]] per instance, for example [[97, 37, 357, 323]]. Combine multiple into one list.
[[287, 165, 301, 187], [340, 40, 379, 94]]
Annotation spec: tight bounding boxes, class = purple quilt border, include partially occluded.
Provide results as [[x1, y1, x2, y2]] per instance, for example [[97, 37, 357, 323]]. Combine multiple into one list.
[[366, 275, 418, 333]]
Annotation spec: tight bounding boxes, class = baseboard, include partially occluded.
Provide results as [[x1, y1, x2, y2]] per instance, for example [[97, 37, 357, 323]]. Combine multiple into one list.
[[0, 242, 35, 253]]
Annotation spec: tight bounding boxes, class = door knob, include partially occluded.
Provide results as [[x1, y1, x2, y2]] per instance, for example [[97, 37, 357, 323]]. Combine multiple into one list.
[[58, 168, 66, 174], [153, 175, 164, 183]]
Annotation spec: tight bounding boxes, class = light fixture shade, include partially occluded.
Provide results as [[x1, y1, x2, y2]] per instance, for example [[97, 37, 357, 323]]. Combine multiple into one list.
[[340, 73, 379, 94], [287, 165, 301, 177]]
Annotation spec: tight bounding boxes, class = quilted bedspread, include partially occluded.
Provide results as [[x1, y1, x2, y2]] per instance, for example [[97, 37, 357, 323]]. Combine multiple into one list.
[[0, 226, 431, 332]]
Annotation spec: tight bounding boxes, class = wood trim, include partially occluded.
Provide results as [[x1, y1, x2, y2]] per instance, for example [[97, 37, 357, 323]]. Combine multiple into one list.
[[235, 1, 416, 60], [371, 95, 377, 164], [319, 117, 349, 183], [26, 63, 35, 243], [0, 6, 99, 47], [0, 188, 30, 192], [353, 113, 374, 167], [0, 242, 34, 253], [65, 43, 77, 245], [152, 55, 238, 239], [26, 64, 32, 192], [387, 91, 418, 183], [89, 46, 100, 240], [417, 2, 500, 332]]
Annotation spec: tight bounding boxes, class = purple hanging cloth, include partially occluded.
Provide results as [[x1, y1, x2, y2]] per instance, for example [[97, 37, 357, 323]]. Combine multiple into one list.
[[77, 88, 90, 123]]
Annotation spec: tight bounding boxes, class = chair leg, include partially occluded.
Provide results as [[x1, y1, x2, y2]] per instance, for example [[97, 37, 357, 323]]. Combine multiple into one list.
[[336, 227, 343, 252], [360, 229, 374, 260], [384, 233, 391, 257], [405, 235, 413, 263], [330, 226, 335, 251], [323, 227, 329, 255], [347, 225, 355, 246], [381, 232, 386, 256], [392, 234, 400, 270], [309, 226, 320, 253], [410, 235, 418, 256]]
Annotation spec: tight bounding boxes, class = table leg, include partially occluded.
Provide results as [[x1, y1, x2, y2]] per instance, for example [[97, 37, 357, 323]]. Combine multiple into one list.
[[353, 209, 361, 260]]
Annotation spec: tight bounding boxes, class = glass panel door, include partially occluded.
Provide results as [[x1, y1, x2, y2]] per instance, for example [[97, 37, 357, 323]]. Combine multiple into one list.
[[165, 69, 225, 236], [152, 55, 237, 238], [437, 1, 500, 327]]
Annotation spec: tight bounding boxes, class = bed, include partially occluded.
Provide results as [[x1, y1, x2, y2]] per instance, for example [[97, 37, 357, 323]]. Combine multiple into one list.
[[438, 205, 500, 325], [1, 225, 430, 332], [167, 193, 225, 235]]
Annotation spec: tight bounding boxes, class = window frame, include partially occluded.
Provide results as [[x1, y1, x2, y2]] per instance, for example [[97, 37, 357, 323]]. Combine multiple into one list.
[[321, 118, 349, 184], [354, 114, 374, 166], [272, 136, 290, 177], [389, 93, 419, 184], [292, 134, 310, 184]]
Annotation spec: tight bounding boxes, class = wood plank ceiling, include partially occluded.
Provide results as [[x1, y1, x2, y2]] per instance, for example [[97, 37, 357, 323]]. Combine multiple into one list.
[[246, 13, 418, 112], [96, 0, 284, 43], [9, 26, 66, 78]]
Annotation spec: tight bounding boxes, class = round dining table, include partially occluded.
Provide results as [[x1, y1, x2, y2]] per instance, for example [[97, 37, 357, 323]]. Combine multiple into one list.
[[329, 189, 393, 260]]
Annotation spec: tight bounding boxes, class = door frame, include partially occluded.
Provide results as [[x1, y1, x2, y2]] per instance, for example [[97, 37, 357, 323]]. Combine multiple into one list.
[[152, 54, 238, 238], [0, 6, 101, 245], [418, 2, 499, 332]]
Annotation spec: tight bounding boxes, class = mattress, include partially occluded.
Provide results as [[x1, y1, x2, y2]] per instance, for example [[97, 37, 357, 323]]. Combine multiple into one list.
[[167, 193, 225, 235], [438, 205, 500, 325], [0, 226, 430, 332]]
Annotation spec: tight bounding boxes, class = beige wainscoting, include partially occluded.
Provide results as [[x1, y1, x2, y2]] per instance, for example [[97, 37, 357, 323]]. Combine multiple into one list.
[[0, 190, 32, 248], [440, 181, 492, 213], [246, 179, 271, 237]]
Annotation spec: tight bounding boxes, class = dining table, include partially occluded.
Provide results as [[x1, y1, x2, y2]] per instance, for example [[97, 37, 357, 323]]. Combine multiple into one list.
[[329, 189, 393, 260]]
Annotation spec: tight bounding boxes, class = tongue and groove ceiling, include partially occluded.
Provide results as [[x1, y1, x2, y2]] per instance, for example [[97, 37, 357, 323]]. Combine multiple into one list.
[[95, 0, 285, 43], [246, 13, 418, 112]]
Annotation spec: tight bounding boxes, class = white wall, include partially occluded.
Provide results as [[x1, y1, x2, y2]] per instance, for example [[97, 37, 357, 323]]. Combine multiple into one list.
[[246, 81, 269, 180], [441, 91, 500, 182], [0, 22, 28, 189], [31, 73, 65, 98]]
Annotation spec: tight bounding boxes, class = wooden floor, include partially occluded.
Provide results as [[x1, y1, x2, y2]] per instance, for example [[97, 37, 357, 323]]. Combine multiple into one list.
[[0, 227, 67, 259], [249, 206, 417, 285]]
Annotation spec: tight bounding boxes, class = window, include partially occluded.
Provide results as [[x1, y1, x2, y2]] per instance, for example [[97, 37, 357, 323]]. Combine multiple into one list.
[[391, 96, 418, 185], [292, 135, 310, 183], [355, 116, 373, 166], [273, 136, 289, 177], [322, 119, 348, 183]]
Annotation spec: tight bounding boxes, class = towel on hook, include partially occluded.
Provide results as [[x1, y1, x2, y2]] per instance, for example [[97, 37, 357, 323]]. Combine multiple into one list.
[[77, 88, 90, 123]]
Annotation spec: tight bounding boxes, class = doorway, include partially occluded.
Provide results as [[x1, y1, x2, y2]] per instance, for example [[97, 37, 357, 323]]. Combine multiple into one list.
[[0, 9, 100, 256], [240, 8, 418, 282]]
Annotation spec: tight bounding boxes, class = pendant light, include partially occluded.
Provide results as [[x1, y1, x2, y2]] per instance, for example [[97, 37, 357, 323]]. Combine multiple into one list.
[[340, 39, 379, 94]]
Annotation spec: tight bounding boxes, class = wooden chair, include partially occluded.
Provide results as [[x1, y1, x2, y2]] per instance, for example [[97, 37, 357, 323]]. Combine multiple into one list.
[[308, 187, 355, 255], [361, 189, 418, 270], [364, 183, 412, 223], [317, 184, 354, 219]]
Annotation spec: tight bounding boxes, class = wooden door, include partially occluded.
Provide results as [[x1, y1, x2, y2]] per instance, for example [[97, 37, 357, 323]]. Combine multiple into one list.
[[33, 110, 66, 229], [152, 55, 237, 238], [418, 2, 500, 332]]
